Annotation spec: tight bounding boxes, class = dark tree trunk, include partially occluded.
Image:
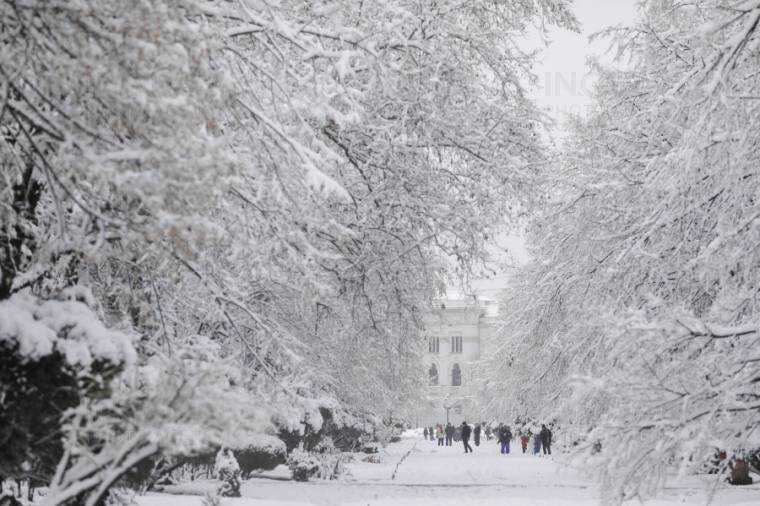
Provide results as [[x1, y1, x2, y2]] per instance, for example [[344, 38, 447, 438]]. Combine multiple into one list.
[[0, 159, 42, 300]]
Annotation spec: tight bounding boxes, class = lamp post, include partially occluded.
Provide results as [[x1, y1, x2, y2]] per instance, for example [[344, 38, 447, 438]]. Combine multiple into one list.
[[444, 405, 452, 425]]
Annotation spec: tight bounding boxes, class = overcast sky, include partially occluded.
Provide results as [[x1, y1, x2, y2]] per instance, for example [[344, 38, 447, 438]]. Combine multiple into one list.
[[532, 0, 639, 123], [466, 0, 639, 299]]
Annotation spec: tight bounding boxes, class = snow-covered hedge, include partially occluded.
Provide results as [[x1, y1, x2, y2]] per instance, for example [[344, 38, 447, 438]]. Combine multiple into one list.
[[287, 437, 345, 482], [232, 434, 287, 476], [0, 289, 136, 485], [287, 448, 344, 482], [0, 288, 135, 367], [122, 432, 288, 489]]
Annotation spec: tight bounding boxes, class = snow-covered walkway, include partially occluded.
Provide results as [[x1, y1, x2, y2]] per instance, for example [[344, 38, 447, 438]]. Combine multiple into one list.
[[138, 434, 760, 506]]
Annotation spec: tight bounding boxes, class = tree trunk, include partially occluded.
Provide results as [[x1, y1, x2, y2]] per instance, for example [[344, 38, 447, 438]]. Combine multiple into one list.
[[0, 160, 41, 300]]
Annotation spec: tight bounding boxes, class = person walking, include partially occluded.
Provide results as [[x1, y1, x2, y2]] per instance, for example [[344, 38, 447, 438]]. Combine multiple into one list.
[[497, 424, 506, 454], [445, 423, 453, 446], [461, 421, 473, 453], [532, 431, 541, 456], [423, 427, 429, 440], [498, 424, 512, 454], [436, 424, 445, 446], [540, 424, 552, 455], [484, 425, 492, 441], [430, 426, 435, 441], [520, 430, 530, 454], [473, 423, 481, 447]]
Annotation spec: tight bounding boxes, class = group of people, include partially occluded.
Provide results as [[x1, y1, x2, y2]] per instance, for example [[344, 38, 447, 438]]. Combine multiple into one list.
[[496, 424, 553, 455], [425, 422, 483, 448], [423, 422, 553, 456]]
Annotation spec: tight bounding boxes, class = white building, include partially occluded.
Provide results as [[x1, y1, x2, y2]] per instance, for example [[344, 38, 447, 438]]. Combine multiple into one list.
[[420, 296, 498, 426]]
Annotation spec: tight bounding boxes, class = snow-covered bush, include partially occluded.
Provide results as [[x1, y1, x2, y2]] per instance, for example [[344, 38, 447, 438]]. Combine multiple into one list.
[[0, 289, 136, 487], [373, 421, 404, 446], [277, 407, 383, 456], [287, 451, 344, 482], [214, 448, 241, 497], [287, 449, 322, 482], [233, 434, 287, 477], [319, 413, 373, 453], [287, 438, 345, 482], [120, 432, 287, 489]]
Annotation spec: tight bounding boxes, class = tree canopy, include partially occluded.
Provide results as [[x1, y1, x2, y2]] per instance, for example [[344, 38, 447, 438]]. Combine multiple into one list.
[[482, 1, 760, 502], [1, 1, 574, 503]]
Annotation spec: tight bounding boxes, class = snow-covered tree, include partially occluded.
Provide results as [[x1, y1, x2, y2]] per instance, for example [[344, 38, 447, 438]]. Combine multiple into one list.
[[483, 1, 760, 503], [1, 0, 575, 501]]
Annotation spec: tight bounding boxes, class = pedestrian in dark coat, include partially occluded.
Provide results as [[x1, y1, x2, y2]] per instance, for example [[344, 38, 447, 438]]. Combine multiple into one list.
[[423, 427, 429, 440], [533, 432, 541, 455], [540, 424, 552, 455], [445, 423, 454, 446], [498, 425, 512, 454], [461, 421, 473, 453], [473, 424, 481, 446]]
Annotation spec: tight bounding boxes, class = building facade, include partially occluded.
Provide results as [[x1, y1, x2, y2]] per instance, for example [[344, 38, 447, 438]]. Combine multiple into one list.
[[421, 297, 498, 426]]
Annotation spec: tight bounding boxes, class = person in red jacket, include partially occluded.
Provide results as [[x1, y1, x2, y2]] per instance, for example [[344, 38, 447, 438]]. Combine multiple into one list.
[[520, 430, 531, 453]]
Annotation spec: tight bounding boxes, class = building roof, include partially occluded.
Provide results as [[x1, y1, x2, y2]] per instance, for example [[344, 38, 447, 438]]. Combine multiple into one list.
[[431, 295, 499, 317]]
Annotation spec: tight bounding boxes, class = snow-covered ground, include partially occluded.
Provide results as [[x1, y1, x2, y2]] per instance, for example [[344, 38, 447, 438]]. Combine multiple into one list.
[[138, 433, 760, 506]]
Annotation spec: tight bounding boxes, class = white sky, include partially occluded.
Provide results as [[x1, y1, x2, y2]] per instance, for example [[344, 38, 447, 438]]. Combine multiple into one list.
[[465, 0, 639, 299], [531, 0, 639, 124]]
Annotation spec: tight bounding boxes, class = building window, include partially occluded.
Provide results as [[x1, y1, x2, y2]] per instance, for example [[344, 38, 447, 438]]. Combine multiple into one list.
[[451, 335, 462, 353], [429, 364, 438, 385], [428, 337, 439, 353], [451, 363, 461, 386]]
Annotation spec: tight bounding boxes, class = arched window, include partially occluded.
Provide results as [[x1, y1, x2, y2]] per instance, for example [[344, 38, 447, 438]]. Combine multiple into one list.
[[429, 364, 438, 385], [451, 363, 461, 386]]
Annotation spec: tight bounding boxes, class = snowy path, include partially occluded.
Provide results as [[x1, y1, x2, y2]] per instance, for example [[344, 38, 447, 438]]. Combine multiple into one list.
[[138, 435, 760, 506]]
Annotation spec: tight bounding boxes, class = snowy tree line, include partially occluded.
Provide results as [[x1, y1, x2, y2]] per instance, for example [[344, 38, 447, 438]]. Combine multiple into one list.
[[0, 0, 575, 503], [483, 0, 760, 503]]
